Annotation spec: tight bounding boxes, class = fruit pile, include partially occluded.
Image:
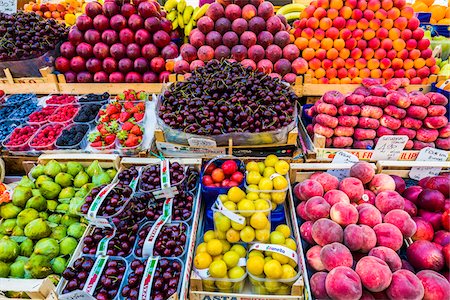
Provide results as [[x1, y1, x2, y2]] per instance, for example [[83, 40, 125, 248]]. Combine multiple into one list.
[[0, 120, 22, 143], [45, 95, 77, 105], [213, 186, 271, 243], [245, 155, 290, 206], [307, 79, 450, 150], [193, 231, 247, 292], [159, 60, 297, 139], [56, 124, 90, 149], [29, 124, 65, 150], [175, 0, 301, 81], [135, 222, 188, 257], [164, 0, 200, 36], [292, 0, 438, 83], [0, 159, 115, 281], [48, 104, 80, 123], [202, 159, 244, 188], [0, 11, 69, 61], [139, 161, 185, 191], [4, 125, 39, 151], [143, 190, 194, 221], [23, 0, 82, 25], [73, 104, 102, 123], [54, 0, 177, 83], [295, 162, 450, 300], [411, 0, 450, 24], [28, 106, 58, 125], [61, 257, 95, 292], [7, 102, 39, 121]]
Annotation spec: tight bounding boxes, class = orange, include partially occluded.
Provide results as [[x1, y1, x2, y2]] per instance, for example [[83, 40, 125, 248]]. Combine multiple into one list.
[[430, 5, 446, 21]]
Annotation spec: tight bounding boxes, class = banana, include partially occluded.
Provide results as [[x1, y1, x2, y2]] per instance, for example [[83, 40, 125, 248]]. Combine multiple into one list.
[[178, 12, 185, 29], [192, 4, 209, 21], [183, 6, 194, 24], [276, 3, 306, 16], [172, 18, 179, 30], [283, 11, 302, 22], [164, 0, 177, 12], [166, 10, 178, 21], [184, 18, 194, 37], [177, 0, 186, 13]]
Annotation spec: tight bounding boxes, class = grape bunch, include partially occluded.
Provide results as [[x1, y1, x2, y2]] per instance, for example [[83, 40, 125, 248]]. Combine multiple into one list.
[[0, 12, 68, 61], [159, 60, 297, 135]]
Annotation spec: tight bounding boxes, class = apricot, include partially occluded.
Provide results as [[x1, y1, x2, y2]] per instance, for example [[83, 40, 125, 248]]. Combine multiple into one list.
[[374, 223, 404, 251]]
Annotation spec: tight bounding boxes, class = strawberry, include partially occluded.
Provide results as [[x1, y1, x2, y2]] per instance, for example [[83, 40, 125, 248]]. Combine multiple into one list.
[[107, 120, 119, 133], [119, 111, 132, 122], [124, 134, 140, 147], [106, 104, 120, 115], [136, 102, 145, 111], [117, 130, 128, 141], [91, 141, 103, 148], [104, 134, 116, 145], [110, 113, 120, 121], [100, 115, 109, 122], [123, 101, 134, 111], [131, 124, 143, 136], [133, 112, 144, 121], [88, 132, 100, 142], [122, 121, 134, 131]]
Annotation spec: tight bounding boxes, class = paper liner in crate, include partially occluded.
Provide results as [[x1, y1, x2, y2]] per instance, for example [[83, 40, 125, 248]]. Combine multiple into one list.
[[155, 87, 298, 146]]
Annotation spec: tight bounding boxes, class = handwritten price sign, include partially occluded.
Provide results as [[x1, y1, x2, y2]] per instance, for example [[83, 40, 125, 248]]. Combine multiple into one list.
[[327, 151, 359, 181], [0, 0, 17, 14], [372, 135, 408, 161], [409, 147, 448, 180]]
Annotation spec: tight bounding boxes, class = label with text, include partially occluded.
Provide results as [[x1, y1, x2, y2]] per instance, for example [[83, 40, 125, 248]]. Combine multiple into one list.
[[0, 0, 17, 14], [249, 243, 298, 264], [327, 151, 359, 181], [409, 147, 448, 180], [139, 257, 159, 300], [215, 198, 245, 225], [83, 256, 109, 295], [372, 135, 408, 161], [188, 137, 217, 147]]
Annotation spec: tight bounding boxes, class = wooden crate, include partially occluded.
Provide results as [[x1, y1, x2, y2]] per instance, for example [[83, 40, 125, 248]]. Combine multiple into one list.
[[0, 68, 59, 94], [0, 278, 57, 300]]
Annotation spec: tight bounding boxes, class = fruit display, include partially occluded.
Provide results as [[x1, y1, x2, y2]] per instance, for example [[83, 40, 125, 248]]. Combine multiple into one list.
[[306, 78, 450, 150], [292, 0, 438, 83], [139, 161, 186, 191], [202, 159, 244, 188], [295, 162, 450, 300], [276, 3, 307, 23], [411, 0, 450, 24], [174, 0, 302, 80], [159, 60, 297, 145], [0, 12, 69, 61], [22, 0, 83, 25], [164, 0, 203, 36], [54, 0, 177, 83]]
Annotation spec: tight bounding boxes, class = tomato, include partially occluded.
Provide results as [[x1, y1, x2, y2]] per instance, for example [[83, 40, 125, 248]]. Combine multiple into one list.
[[443, 209, 450, 231], [211, 168, 225, 183], [221, 160, 238, 176], [202, 175, 213, 186], [222, 179, 230, 187], [228, 180, 239, 187], [230, 171, 244, 184], [204, 163, 216, 175]]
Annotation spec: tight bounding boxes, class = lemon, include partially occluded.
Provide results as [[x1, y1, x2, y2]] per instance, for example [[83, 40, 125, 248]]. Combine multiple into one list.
[[204, 230, 216, 243], [250, 212, 269, 229], [246, 192, 259, 201], [271, 201, 278, 211], [231, 219, 246, 230], [197, 242, 207, 253], [247, 171, 262, 185], [285, 238, 297, 251], [240, 226, 255, 243], [218, 194, 228, 202], [215, 214, 231, 232], [265, 281, 281, 293], [248, 250, 264, 258], [254, 285, 268, 295], [226, 229, 240, 243], [281, 264, 297, 279], [272, 192, 286, 204], [213, 255, 223, 261], [228, 187, 246, 203], [270, 231, 286, 245], [273, 176, 288, 190], [216, 230, 226, 240], [209, 260, 227, 278], [221, 240, 231, 253], [223, 201, 237, 211], [276, 224, 291, 238], [264, 257, 273, 263], [230, 244, 246, 258], [237, 199, 255, 217], [274, 160, 290, 175], [223, 251, 240, 268], [258, 178, 273, 190], [259, 192, 271, 200], [206, 239, 223, 256], [263, 167, 276, 178], [228, 266, 245, 279], [246, 161, 259, 172], [276, 284, 290, 295], [257, 162, 266, 174], [194, 252, 212, 269], [264, 260, 283, 279], [264, 154, 279, 167], [255, 229, 270, 242], [215, 276, 233, 290], [247, 256, 265, 276], [272, 253, 289, 264]]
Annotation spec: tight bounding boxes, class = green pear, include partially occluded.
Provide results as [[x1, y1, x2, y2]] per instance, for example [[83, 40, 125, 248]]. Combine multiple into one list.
[[0, 203, 22, 219], [86, 160, 102, 177], [0, 219, 17, 235], [11, 226, 24, 236], [68, 197, 84, 216], [20, 239, 33, 257], [0, 261, 10, 277], [17, 208, 39, 228], [92, 171, 111, 186], [0, 236, 20, 262], [31, 189, 42, 197], [66, 162, 83, 177], [59, 163, 67, 172], [55, 173, 73, 188], [12, 186, 32, 207], [51, 257, 67, 275], [24, 218, 51, 240], [33, 238, 59, 259], [24, 255, 52, 278], [74, 187, 88, 198], [50, 225, 66, 241], [39, 181, 61, 200], [56, 203, 69, 213], [17, 176, 35, 189], [59, 237, 77, 255], [60, 215, 78, 227], [48, 214, 62, 224], [35, 175, 53, 188], [67, 223, 87, 239], [44, 160, 62, 178], [10, 258, 27, 278], [74, 171, 89, 188], [30, 165, 44, 179], [25, 196, 47, 212], [58, 187, 75, 200]]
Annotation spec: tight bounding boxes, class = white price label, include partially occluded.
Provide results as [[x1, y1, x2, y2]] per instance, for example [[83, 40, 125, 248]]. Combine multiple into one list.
[[434, 0, 448, 6], [372, 135, 408, 161], [327, 151, 359, 181], [409, 147, 448, 180], [59, 290, 96, 300], [188, 137, 217, 147], [215, 198, 246, 225], [250, 243, 299, 264], [0, 0, 17, 14]]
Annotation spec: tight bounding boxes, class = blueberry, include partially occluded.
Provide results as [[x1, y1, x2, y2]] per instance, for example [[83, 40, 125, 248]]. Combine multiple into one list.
[[4, 94, 36, 106], [8, 101, 39, 120], [0, 120, 23, 142]]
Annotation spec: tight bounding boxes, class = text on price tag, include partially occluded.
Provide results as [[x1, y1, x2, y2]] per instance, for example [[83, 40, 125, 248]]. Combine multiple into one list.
[[409, 147, 448, 180], [327, 151, 359, 181], [372, 135, 408, 161]]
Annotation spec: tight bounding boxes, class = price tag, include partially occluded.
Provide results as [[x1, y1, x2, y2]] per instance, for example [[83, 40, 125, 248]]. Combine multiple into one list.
[[327, 151, 359, 181], [188, 137, 217, 147], [59, 290, 96, 300], [156, 142, 226, 157], [83, 256, 109, 295], [194, 267, 210, 279], [139, 257, 159, 300], [96, 228, 116, 256], [0, 0, 17, 14], [142, 215, 170, 257], [249, 243, 298, 265], [434, 0, 448, 6], [409, 147, 448, 180], [215, 198, 246, 225], [372, 135, 408, 161]]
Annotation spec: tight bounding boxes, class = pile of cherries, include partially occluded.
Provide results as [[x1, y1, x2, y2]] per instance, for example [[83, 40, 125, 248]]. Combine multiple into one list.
[[139, 162, 185, 191], [116, 166, 140, 189], [135, 223, 187, 258], [62, 257, 95, 293], [143, 191, 194, 221]]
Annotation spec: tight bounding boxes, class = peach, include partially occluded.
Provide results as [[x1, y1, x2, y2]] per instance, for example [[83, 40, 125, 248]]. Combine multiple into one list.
[[394, 16, 407, 30], [383, 105, 406, 119], [349, 162, 375, 184], [381, 39, 394, 52], [394, 127, 416, 140], [361, 189, 376, 205], [416, 128, 439, 143], [351, 48, 362, 60], [406, 105, 427, 120], [301, 28, 314, 39], [346, 38, 357, 51], [330, 202, 359, 226], [325, 266, 363, 300], [369, 246, 402, 272], [333, 17, 346, 29], [320, 242, 353, 271], [324, 190, 351, 206], [426, 92, 448, 106], [316, 114, 340, 129], [337, 116, 359, 128], [436, 138, 450, 150], [377, 126, 394, 137], [300, 220, 315, 244], [358, 203, 383, 227], [339, 177, 365, 202], [370, 174, 396, 195], [379, 115, 402, 130], [312, 218, 344, 246], [305, 196, 331, 221], [356, 256, 392, 292], [360, 105, 383, 119], [387, 91, 411, 108], [333, 57, 345, 69], [364, 96, 388, 108], [410, 92, 431, 106], [402, 117, 423, 130], [307, 245, 326, 271], [310, 172, 339, 192], [326, 68, 338, 79], [355, 128, 377, 141], [384, 209, 417, 238], [404, 139, 414, 149], [404, 199, 418, 217], [309, 58, 322, 70], [310, 272, 329, 299], [295, 179, 324, 201], [334, 126, 355, 137], [439, 124, 450, 138], [417, 270, 450, 300], [363, 49, 375, 60], [291, 57, 308, 75], [346, 19, 357, 31], [343, 224, 365, 251], [353, 140, 374, 149], [345, 94, 364, 105], [424, 116, 448, 129], [316, 102, 338, 116], [328, 7, 339, 19], [374, 223, 404, 251], [386, 270, 424, 300]]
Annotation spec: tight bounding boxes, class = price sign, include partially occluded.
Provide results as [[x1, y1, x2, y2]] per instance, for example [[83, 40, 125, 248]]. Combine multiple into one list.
[[327, 151, 359, 181], [409, 147, 448, 180], [372, 135, 408, 161], [434, 0, 448, 6], [59, 291, 96, 300], [0, 0, 17, 14], [188, 137, 217, 147]]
